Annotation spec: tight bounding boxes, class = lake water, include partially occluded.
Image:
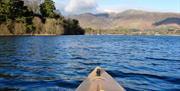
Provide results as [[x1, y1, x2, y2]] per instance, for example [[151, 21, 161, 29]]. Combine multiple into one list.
[[0, 35, 180, 91]]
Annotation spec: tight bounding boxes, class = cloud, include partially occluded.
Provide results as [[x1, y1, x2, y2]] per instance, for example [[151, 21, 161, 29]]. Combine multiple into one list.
[[103, 9, 120, 13], [96, 7, 122, 14], [54, 0, 122, 15], [65, 0, 97, 14], [55, 1, 66, 14]]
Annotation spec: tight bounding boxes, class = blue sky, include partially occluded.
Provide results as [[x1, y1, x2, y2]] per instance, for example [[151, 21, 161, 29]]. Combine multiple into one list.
[[54, 0, 180, 14]]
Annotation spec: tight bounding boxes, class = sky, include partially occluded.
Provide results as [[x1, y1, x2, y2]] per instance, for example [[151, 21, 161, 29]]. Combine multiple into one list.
[[54, 0, 180, 15]]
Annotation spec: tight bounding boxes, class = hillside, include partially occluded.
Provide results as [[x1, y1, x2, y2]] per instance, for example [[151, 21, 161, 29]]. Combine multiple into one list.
[[69, 10, 180, 31]]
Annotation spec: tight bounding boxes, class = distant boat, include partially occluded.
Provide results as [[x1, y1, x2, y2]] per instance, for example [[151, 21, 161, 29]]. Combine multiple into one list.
[[76, 66, 125, 91]]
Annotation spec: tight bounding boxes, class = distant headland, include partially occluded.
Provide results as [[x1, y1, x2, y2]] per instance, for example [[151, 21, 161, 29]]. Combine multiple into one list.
[[69, 10, 180, 35]]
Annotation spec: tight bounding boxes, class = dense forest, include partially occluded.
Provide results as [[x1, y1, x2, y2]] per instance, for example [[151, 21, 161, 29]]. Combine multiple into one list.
[[0, 0, 85, 35]]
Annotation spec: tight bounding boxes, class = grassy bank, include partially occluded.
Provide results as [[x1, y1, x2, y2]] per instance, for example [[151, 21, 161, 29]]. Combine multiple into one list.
[[85, 27, 180, 35]]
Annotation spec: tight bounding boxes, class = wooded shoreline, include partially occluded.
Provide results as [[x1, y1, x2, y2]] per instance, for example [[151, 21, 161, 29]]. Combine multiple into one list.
[[0, 0, 85, 35]]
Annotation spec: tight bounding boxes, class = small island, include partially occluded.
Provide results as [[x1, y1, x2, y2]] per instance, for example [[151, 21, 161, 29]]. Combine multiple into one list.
[[0, 0, 85, 36]]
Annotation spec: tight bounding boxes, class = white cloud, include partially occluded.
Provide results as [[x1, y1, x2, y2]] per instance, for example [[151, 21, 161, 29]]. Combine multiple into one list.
[[54, 0, 179, 15], [54, 0, 123, 15], [55, 2, 65, 11], [103, 9, 120, 13], [65, 0, 97, 14], [96, 7, 122, 14]]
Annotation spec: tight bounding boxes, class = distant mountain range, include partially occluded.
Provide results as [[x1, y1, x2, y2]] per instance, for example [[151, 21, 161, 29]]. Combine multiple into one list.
[[69, 9, 180, 30]]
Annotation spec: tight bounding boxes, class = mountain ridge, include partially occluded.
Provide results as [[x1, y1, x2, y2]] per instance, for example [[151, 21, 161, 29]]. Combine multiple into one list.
[[69, 9, 180, 30]]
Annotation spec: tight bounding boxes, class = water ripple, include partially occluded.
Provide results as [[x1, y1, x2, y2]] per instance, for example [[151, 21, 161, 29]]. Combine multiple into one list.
[[145, 57, 180, 62], [0, 35, 180, 91]]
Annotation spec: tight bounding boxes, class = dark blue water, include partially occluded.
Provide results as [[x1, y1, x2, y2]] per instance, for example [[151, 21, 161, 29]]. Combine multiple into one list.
[[0, 35, 180, 91]]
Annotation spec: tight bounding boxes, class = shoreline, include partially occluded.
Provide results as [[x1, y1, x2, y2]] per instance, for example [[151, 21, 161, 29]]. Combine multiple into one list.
[[0, 34, 180, 37], [85, 34, 180, 36], [0, 34, 61, 37]]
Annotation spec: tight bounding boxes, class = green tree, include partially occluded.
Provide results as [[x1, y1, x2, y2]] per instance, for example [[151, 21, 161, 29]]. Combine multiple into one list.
[[63, 19, 85, 35], [40, 0, 56, 18], [0, 0, 12, 21], [0, 0, 32, 21], [0, 0, 34, 34]]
